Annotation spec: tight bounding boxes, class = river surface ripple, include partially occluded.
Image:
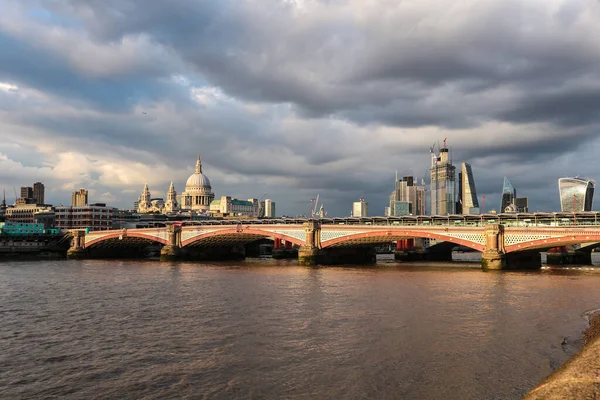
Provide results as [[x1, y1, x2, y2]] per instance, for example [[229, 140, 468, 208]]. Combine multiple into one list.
[[1, 258, 600, 399]]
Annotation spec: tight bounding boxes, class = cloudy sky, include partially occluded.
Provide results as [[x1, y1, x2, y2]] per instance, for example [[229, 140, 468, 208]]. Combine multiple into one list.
[[1, 0, 599, 216]]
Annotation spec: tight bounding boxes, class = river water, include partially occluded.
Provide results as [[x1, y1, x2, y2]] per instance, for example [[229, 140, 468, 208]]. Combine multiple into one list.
[[1, 257, 600, 399]]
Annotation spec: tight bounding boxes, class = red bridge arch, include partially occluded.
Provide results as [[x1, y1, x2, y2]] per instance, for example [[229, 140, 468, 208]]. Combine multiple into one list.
[[84, 231, 168, 248], [321, 230, 485, 252], [181, 228, 305, 247]]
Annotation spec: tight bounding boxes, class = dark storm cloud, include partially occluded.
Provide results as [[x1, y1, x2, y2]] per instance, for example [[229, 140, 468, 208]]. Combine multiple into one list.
[[500, 89, 600, 127]]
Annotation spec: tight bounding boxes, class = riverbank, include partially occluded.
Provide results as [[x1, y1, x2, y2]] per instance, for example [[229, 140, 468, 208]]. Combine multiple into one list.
[[524, 311, 600, 399]]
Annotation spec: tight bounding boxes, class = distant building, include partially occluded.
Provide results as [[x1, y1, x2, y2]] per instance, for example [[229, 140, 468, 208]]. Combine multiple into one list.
[[458, 163, 480, 215], [260, 199, 276, 218], [210, 196, 259, 216], [0, 190, 6, 218], [391, 201, 411, 216], [20, 186, 33, 201], [55, 204, 114, 231], [163, 181, 179, 213], [72, 189, 89, 207], [430, 142, 456, 215], [352, 198, 368, 217], [33, 182, 45, 205], [15, 198, 35, 205], [558, 177, 594, 212], [5, 204, 53, 224], [500, 177, 517, 212], [180, 154, 215, 213], [515, 197, 529, 213], [34, 211, 55, 230], [389, 175, 426, 216]]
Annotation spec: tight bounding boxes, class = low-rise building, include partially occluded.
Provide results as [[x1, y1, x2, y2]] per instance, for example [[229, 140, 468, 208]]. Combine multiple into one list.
[[210, 196, 259, 217], [55, 204, 113, 231], [5, 204, 53, 224]]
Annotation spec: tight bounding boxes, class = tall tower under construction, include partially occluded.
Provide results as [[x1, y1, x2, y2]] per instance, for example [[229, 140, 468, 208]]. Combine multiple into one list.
[[430, 140, 456, 215]]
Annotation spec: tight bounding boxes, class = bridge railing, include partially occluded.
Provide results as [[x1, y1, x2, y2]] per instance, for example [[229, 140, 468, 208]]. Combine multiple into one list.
[[111, 212, 600, 230]]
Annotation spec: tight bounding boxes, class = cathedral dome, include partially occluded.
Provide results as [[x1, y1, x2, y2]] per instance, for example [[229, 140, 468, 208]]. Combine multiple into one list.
[[185, 154, 212, 191], [186, 172, 211, 189]]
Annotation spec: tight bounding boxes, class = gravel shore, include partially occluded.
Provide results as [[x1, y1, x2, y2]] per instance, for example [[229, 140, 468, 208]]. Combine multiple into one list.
[[583, 310, 600, 344]]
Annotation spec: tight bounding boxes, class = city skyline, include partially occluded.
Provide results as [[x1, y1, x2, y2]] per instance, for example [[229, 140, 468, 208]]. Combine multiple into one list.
[[1, 1, 600, 216]]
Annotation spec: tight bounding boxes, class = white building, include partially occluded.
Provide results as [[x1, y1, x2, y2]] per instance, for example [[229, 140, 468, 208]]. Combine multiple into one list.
[[136, 181, 180, 214], [180, 154, 215, 213], [210, 196, 259, 217], [260, 199, 276, 217], [352, 198, 369, 217], [163, 181, 179, 213]]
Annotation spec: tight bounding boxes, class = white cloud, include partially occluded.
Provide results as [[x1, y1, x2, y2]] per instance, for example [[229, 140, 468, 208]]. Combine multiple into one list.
[[0, 82, 18, 93]]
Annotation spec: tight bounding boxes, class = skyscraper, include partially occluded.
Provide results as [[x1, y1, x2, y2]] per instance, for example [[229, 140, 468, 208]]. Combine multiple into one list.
[[20, 186, 33, 200], [459, 163, 479, 214], [500, 177, 516, 212], [389, 175, 425, 216], [72, 189, 89, 207], [261, 199, 276, 217], [33, 182, 45, 205], [352, 198, 368, 217], [558, 177, 594, 212], [430, 142, 456, 215]]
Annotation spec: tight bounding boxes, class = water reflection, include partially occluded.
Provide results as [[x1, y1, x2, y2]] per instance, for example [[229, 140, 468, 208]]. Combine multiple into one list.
[[0, 259, 599, 399]]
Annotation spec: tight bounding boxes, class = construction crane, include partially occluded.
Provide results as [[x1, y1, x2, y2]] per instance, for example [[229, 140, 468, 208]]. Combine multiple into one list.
[[310, 194, 320, 218], [256, 193, 268, 218]]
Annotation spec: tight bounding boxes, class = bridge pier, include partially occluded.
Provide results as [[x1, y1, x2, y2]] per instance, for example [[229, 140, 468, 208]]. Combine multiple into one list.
[[67, 230, 88, 259], [160, 224, 182, 261], [482, 224, 506, 270], [482, 225, 541, 269], [298, 220, 322, 266]]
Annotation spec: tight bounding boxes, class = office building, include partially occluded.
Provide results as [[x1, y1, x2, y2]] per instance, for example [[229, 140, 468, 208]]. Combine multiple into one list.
[[389, 175, 426, 216], [210, 196, 259, 217], [33, 182, 44, 205], [72, 189, 89, 207], [20, 186, 33, 201], [558, 177, 594, 212], [515, 197, 529, 213], [458, 163, 479, 215], [500, 177, 517, 212], [352, 198, 368, 217], [430, 142, 456, 215], [5, 204, 53, 224], [55, 204, 114, 231], [260, 199, 276, 218]]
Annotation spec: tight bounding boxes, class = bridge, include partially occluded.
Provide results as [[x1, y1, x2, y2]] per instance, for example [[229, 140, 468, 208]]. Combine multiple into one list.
[[67, 212, 600, 269]]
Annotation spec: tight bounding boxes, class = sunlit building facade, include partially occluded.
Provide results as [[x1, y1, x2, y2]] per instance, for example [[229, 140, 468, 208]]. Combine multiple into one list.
[[558, 177, 594, 212], [389, 175, 426, 216], [430, 146, 456, 215], [458, 163, 479, 214], [352, 198, 368, 217]]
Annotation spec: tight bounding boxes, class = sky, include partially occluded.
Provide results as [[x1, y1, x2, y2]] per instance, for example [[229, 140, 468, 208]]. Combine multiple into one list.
[[1, 0, 600, 216]]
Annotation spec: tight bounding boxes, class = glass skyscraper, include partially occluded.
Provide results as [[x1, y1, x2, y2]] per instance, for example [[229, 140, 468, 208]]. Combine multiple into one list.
[[558, 177, 594, 212], [459, 163, 479, 214], [500, 177, 516, 212]]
